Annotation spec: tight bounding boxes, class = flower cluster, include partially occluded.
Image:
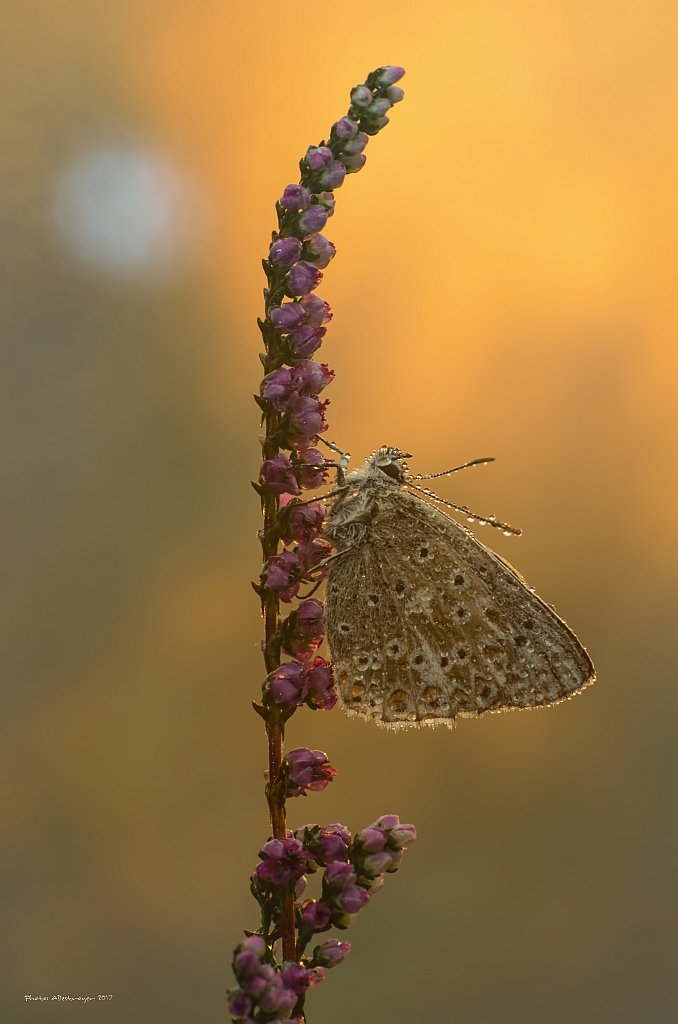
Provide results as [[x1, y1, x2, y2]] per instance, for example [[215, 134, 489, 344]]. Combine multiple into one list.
[[283, 748, 337, 798], [245, 816, 415, 995], [264, 656, 336, 712], [239, 65, 411, 1024], [256, 64, 406, 490], [260, 507, 332, 607], [229, 934, 327, 1022], [293, 816, 417, 942]]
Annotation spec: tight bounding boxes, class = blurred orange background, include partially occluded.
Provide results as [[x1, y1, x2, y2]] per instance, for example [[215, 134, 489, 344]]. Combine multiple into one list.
[[2, 2, 678, 1022]]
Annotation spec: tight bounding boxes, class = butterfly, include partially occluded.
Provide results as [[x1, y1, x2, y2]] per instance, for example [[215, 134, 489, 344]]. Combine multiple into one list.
[[323, 446, 595, 727]]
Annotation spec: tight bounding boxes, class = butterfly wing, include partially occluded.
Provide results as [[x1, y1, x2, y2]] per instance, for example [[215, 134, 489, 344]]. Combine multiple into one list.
[[326, 489, 595, 727]]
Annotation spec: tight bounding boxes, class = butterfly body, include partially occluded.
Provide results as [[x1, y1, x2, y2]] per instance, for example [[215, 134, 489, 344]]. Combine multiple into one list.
[[324, 446, 595, 728]]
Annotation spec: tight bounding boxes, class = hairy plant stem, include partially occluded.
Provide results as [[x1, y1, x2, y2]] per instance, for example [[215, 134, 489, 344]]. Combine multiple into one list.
[[259, 305, 297, 961]]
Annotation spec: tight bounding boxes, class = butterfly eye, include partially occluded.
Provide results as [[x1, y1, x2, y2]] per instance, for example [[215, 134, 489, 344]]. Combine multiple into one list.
[[379, 462, 403, 481]]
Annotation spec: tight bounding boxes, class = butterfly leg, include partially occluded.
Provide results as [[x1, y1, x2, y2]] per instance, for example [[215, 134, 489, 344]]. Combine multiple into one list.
[[318, 437, 351, 484], [287, 485, 350, 507], [299, 550, 349, 598]]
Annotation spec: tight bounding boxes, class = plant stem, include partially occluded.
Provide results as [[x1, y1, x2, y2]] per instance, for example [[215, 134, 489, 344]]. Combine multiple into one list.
[[260, 398, 297, 963]]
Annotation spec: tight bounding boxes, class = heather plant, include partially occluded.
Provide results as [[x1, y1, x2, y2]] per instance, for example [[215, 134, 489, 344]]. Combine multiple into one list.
[[229, 66, 416, 1023]]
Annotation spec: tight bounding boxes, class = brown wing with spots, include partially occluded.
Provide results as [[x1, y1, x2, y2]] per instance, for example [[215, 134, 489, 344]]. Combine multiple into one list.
[[325, 489, 595, 727]]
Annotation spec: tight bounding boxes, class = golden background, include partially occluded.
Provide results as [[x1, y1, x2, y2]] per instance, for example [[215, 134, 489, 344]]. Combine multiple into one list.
[[3, 1, 677, 1021]]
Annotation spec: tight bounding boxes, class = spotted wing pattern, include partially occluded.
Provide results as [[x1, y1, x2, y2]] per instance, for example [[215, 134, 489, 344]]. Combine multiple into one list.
[[326, 489, 595, 727]]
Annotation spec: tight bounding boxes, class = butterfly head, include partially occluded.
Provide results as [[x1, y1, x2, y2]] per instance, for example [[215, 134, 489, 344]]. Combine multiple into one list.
[[365, 445, 413, 484]]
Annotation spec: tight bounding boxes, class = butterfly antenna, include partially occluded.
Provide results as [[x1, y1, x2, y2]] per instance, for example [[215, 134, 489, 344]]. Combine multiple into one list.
[[408, 482, 522, 536], [410, 457, 495, 481]]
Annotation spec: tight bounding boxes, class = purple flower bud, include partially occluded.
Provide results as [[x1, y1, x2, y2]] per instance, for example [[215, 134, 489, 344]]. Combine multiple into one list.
[[385, 84, 405, 103], [288, 324, 326, 359], [356, 827, 387, 853], [245, 967, 273, 996], [299, 598, 325, 638], [308, 825, 350, 867], [374, 814, 400, 830], [233, 950, 261, 979], [262, 551, 306, 602], [316, 191, 336, 217], [341, 153, 367, 174], [368, 97, 393, 117], [299, 898, 332, 932], [374, 65, 406, 86], [363, 851, 394, 876], [299, 205, 328, 235], [324, 861, 357, 890], [300, 294, 332, 325], [288, 395, 328, 442], [280, 184, 312, 211], [260, 367, 296, 411], [269, 236, 303, 266], [302, 234, 336, 269], [279, 502, 326, 547], [270, 302, 307, 332], [256, 837, 310, 886], [286, 746, 337, 797], [304, 145, 334, 171], [319, 823, 350, 856], [367, 114, 390, 131], [241, 935, 267, 956], [260, 455, 301, 496], [296, 823, 351, 867], [304, 657, 336, 711], [258, 976, 297, 1017], [351, 84, 374, 108], [281, 962, 313, 995], [341, 132, 369, 156], [336, 885, 370, 914], [390, 823, 417, 849], [299, 532, 329, 565], [290, 359, 333, 396], [228, 992, 253, 1018], [318, 160, 346, 191], [332, 117, 359, 141], [280, 605, 324, 660], [322, 823, 351, 850], [315, 939, 351, 967], [265, 661, 308, 707], [294, 447, 328, 490], [297, 537, 333, 574], [285, 260, 322, 297]]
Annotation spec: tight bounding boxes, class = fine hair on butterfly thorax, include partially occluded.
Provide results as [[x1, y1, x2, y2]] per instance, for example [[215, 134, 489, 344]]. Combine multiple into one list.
[[319, 444, 596, 729]]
